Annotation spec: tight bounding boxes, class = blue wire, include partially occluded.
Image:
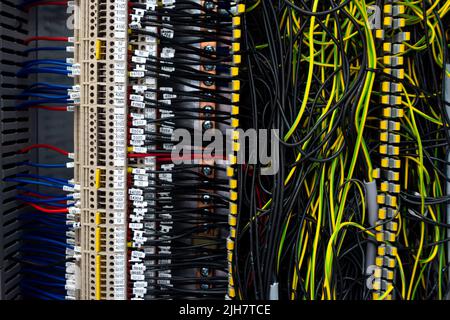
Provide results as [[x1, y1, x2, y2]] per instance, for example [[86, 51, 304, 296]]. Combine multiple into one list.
[[24, 247, 67, 256], [24, 46, 67, 54], [23, 90, 68, 96], [27, 269, 66, 279], [22, 90, 68, 96], [17, 195, 72, 203], [21, 210, 69, 219], [20, 64, 68, 71], [22, 218, 69, 229], [21, 212, 67, 220], [25, 224, 69, 232], [22, 278, 65, 299], [7, 178, 64, 190], [3, 178, 67, 190], [44, 176, 71, 184], [16, 196, 73, 208], [21, 290, 51, 300], [21, 290, 52, 300], [25, 217, 69, 226], [15, 173, 72, 185], [21, 256, 66, 267], [20, 284, 64, 300], [17, 67, 71, 76], [18, 199, 73, 208], [21, 256, 67, 268], [16, 186, 69, 198], [24, 87, 69, 94], [16, 98, 70, 109], [23, 59, 71, 67], [25, 279, 65, 288], [17, 68, 69, 77], [27, 82, 71, 90], [24, 222, 67, 230], [45, 202, 74, 208], [22, 235, 73, 249], [18, 93, 69, 99], [23, 267, 65, 281], [22, 231, 67, 242], [21, 209, 70, 217], [19, 161, 67, 168], [22, 246, 67, 256]]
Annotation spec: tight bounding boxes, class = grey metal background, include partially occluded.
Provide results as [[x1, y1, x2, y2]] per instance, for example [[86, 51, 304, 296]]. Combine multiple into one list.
[[0, 0, 35, 300]]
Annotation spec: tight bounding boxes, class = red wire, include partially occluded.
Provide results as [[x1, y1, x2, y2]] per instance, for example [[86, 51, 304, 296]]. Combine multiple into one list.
[[24, 202, 68, 213], [23, 36, 68, 45], [18, 144, 69, 156], [25, 1, 68, 9], [21, 192, 68, 204], [21, 192, 50, 199]]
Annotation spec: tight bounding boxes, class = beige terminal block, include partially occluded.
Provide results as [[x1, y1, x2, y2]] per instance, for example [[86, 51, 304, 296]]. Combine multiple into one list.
[[73, 0, 128, 300]]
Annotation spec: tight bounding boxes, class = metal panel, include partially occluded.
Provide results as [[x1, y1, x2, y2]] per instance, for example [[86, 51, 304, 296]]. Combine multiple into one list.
[[0, 0, 34, 300]]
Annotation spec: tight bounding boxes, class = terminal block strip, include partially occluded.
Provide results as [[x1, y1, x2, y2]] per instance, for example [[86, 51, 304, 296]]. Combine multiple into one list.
[[196, 0, 220, 292], [226, 1, 245, 300], [127, 0, 160, 299], [73, 0, 129, 300], [372, 0, 409, 300]]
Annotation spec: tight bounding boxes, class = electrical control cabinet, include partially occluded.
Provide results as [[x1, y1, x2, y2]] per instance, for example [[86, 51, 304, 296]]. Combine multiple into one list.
[[0, 0, 450, 302]]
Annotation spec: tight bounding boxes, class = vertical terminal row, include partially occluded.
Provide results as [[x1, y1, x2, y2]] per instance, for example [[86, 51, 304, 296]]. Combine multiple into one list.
[[196, 0, 219, 292], [226, 1, 245, 300], [66, 2, 80, 300], [74, 0, 129, 300], [372, 0, 409, 300], [127, 0, 161, 300]]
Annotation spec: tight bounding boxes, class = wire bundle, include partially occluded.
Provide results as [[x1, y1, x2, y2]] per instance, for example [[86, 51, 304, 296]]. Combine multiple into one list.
[[231, 0, 450, 300], [5, 145, 78, 300]]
